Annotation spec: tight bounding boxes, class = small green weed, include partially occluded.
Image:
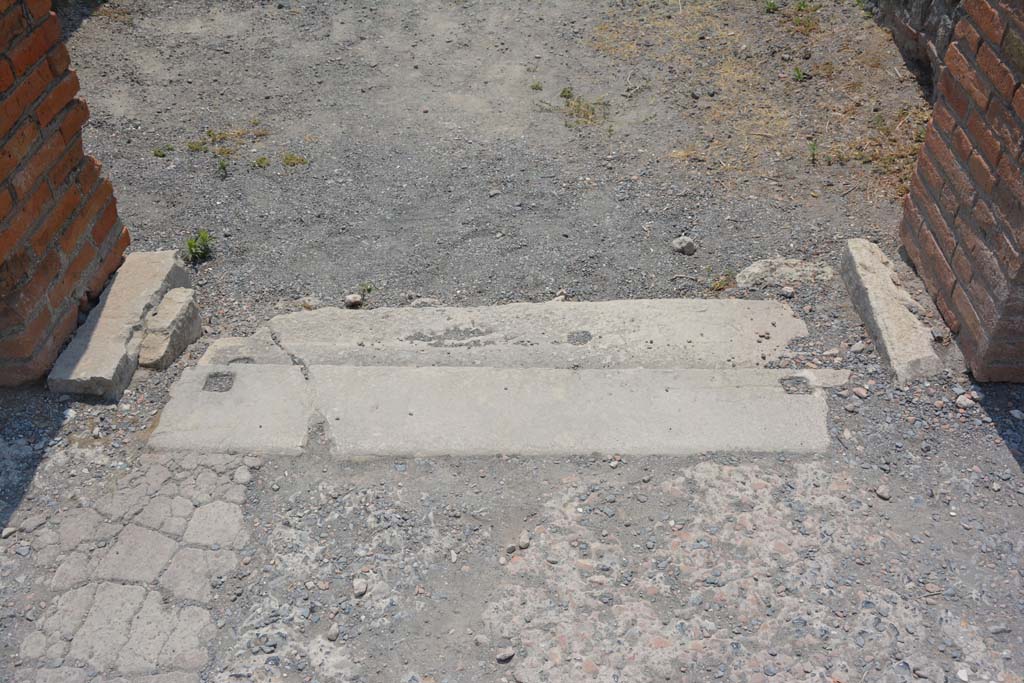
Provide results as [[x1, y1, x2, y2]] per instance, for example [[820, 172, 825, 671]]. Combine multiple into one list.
[[185, 229, 214, 264], [539, 87, 608, 127], [186, 140, 207, 152], [709, 271, 736, 292], [282, 152, 308, 167], [253, 156, 270, 169], [793, 66, 811, 82], [764, 0, 779, 13], [216, 157, 229, 179], [791, 1, 820, 33], [530, 80, 543, 91], [152, 145, 173, 158]]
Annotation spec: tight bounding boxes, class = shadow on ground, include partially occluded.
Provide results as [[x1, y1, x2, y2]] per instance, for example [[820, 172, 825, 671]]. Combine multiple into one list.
[[0, 291, 114, 528], [53, 0, 104, 37], [977, 384, 1024, 473], [0, 386, 68, 528]]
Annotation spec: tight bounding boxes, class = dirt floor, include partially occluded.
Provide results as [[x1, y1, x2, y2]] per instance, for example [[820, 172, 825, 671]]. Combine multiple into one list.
[[1, 1, 1023, 682], [59, 0, 931, 325]]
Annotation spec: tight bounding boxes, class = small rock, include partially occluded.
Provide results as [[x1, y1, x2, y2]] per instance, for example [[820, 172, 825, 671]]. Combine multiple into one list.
[[852, 386, 869, 400], [1010, 409, 1024, 420], [779, 286, 795, 299], [233, 466, 252, 485], [344, 294, 364, 309], [326, 623, 340, 642], [850, 341, 866, 353], [488, 189, 501, 198], [1, 527, 15, 539], [517, 530, 531, 550], [875, 485, 892, 501], [496, 647, 516, 663], [353, 577, 368, 598], [955, 394, 976, 410], [670, 235, 697, 256]]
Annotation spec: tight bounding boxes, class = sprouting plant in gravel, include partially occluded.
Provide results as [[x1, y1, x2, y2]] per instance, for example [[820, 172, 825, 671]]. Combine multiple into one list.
[[185, 229, 214, 264], [359, 282, 375, 296], [253, 156, 270, 169], [790, 1, 820, 34], [709, 271, 736, 292], [538, 87, 608, 127], [282, 152, 308, 167], [216, 157, 229, 179], [793, 66, 810, 82], [809, 139, 819, 165], [152, 145, 173, 158], [530, 80, 543, 91], [186, 140, 207, 152], [764, 0, 779, 13]]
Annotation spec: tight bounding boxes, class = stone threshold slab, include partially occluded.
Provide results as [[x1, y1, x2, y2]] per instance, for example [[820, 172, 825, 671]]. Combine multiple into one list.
[[148, 364, 847, 458], [266, 299, 808, 369]]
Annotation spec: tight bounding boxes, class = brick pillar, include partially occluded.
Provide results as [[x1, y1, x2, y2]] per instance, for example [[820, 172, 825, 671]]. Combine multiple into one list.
[[0, 0, 129, 386], [901, 0, 1024, 382]]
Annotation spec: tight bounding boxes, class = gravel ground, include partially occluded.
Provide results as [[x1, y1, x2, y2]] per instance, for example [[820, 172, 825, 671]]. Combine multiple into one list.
[[1, 1, 1024, 682]]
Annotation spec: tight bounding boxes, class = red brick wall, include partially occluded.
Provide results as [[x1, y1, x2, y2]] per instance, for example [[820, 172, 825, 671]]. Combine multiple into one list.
[[901, 0, 1024, 382], [0, 0, 128, 386]]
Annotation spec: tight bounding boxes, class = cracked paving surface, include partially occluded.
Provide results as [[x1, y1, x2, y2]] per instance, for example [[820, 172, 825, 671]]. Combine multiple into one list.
[[3, 436, 1022, 683]]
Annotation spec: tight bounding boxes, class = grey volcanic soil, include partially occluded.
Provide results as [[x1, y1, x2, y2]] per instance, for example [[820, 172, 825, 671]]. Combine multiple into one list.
[[62, 0, 926, 331]]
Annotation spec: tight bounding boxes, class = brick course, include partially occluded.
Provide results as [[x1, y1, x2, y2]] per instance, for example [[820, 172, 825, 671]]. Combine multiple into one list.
[[901, 0, 1024, 381], [0, 0, 128, 386]]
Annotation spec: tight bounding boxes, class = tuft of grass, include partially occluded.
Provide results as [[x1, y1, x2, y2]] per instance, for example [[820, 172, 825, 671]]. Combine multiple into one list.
[[216, 157, 229, 179], [282, 152, 308, 167], [540, 87, 609, 127], [709, 271, 736, 292], [790, 2, 820, 34], [793, 66, 811, 82], [253, 156, 270, 169], [809, 139, 819, 165], [826, 106, 931, 195], [185, 229, 214, 264], [152, 145, 173, 158], [530, 80, 543, 91], [186, 140, 207, 152], [764, 0, 779, 13]]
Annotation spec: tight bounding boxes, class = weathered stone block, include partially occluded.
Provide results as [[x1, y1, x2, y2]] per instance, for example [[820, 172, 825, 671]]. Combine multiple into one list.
[[139, 288, 201, 370], [47, 250, 190, 399], [841, 239, 943, 383]]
